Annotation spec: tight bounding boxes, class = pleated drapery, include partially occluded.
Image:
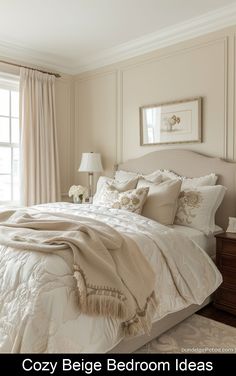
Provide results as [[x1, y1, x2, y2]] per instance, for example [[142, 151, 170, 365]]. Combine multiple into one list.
[[20, 68, 60, 206]]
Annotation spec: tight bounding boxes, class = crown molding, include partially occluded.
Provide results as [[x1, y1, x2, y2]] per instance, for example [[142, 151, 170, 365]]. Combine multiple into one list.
[[0, 3, 236, 75], [0, 39, 75, 75], [74, 3, 236, 74]]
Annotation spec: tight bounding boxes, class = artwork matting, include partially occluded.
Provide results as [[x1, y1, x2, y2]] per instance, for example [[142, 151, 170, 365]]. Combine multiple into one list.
[[140, 97, 202, 146]]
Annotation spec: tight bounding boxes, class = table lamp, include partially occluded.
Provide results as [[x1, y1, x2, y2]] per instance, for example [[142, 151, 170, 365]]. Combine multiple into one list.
[[78, 152, 103, 202]]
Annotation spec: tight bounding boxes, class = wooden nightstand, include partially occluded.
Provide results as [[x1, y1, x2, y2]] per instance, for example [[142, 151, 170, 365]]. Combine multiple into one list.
[[214, 232, 236, 315]]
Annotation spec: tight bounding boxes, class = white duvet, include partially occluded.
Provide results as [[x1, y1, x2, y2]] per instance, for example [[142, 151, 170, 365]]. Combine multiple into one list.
[[0, 203, 222, 353]]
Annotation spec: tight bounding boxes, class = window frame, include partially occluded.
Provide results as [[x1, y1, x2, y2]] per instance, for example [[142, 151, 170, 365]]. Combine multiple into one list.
[[0, 74, 20, 206]]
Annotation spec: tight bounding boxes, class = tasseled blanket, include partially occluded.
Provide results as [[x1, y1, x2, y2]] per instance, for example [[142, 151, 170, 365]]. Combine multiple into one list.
[[0, 209, 157, 336]]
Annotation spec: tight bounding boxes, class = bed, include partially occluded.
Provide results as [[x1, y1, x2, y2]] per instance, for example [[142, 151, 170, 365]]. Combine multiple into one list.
[[0, 149, 235, 353]]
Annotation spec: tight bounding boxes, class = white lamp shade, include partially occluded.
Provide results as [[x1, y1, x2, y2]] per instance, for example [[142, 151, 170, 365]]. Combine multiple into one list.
[[78, 152, 103, 172]]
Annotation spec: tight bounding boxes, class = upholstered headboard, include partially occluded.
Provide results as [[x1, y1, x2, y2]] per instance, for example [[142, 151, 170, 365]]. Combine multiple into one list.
[[118, 149, 236, 230]]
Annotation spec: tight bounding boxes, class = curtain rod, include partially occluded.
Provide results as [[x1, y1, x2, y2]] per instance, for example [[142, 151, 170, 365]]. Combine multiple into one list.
[[0, 59, 61, 78]]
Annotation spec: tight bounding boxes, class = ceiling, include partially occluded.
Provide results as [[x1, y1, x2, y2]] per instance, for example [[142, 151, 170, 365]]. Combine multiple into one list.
[[0, 0, 235, 74]]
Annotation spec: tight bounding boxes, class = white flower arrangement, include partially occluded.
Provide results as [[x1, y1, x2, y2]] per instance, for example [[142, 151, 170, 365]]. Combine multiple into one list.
[[68, 185, 88, 203]]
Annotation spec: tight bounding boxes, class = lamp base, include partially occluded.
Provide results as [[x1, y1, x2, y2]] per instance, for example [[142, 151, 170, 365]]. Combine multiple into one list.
[[88, 172, 94, 203]]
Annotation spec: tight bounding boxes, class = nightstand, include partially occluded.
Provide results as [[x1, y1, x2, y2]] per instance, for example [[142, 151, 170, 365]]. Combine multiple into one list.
[[214, 232, 236, 315]]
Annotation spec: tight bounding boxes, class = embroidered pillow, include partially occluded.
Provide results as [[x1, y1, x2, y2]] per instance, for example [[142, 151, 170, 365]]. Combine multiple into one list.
[[161, 170, 218, 189], [137, 179, 181, 225], [93, 175, 138, 204], [95, 185, 149, 214], [174, 185, 226, 235]]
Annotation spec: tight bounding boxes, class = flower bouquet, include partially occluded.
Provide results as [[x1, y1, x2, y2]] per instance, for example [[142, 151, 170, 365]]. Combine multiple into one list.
[[68, 185, 88, 204]]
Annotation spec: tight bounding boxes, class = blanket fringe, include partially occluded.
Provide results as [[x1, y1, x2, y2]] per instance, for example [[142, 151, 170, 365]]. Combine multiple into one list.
[[83, 295, 127, 319], [74, 264, 127, 319], [122, 291, 158, 337], [74, 264, 158, 332]]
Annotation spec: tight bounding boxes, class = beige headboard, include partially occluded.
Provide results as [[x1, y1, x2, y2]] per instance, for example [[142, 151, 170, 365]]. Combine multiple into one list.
[[118, 149, 236, 230]]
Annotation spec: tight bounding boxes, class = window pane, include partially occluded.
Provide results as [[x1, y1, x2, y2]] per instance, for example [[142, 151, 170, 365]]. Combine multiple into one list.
[[11, 118, 19, 144], [0, 89, 9, 116], [0, 117, 10, 142], [0, 147, 11, 174], [13, 147, 19, 176], [13, 148, 20, 201], [0, 86, 20, 203], [0, 174, 11, 201], [13, 179, 20, 202], [11, 91, 19, 117]]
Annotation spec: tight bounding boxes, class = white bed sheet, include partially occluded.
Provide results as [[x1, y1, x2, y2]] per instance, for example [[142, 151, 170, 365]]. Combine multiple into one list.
[[168, 225, 222, 258]]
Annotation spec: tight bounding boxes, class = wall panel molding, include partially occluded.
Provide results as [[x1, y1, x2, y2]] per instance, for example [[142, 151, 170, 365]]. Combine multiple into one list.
[[115, 70, 123, 164], [74, 28, 236, 179], [119, 37, 227, 162], [224, 36, 229, 160]]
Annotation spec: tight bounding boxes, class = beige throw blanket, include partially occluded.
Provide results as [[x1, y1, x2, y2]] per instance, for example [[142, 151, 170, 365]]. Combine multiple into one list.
[[0, 209, 157, 335]]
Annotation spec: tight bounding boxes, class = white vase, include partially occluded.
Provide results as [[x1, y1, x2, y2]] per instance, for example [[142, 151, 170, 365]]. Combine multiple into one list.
[[73, 195, 82, 204]]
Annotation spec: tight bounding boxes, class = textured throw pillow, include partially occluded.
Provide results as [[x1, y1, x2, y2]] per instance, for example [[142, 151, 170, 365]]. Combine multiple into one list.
[[114, 169, 162, 184], [161, 170, 218, 189], [137, 179, 182, 225], [93, 175, 138, 204], [174, 185, 226, 235], [95, 185, 149, 214]]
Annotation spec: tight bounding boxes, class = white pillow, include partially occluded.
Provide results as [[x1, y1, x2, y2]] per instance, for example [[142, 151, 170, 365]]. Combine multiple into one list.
[[161, 170, 218, 189], [114, 170, 138, 182], [93, 176, 112, 203], [137, 179, 182, 225], [93, 175, 139, 204], [174, 185, 226, 235], [95, 185, 149, 214], [115, 169, 162, 183]]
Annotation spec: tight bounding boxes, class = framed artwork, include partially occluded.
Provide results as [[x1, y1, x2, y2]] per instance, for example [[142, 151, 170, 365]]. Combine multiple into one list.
[[140, 97, 202, 145]]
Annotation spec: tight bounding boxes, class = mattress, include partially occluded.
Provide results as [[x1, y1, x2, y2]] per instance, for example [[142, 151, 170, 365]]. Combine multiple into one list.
[[168, 224, 222, 258]]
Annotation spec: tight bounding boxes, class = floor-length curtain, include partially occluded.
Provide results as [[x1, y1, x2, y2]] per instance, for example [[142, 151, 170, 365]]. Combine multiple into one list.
[[20, 68, 61, 206]]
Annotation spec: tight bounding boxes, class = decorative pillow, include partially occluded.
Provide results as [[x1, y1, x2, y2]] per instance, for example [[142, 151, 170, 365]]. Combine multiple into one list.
[[110, 176, 139, 191], [144, 170, 163, 183], [114, 170, 138, 182], [174, 185, 226, 235], [137, 179, 182, 225], [95, 185, 149, 214], [161, 170, 218, 189], [115, 169, 162, 183], [93, 176, 112, 203], [93, 175, 138, 204]]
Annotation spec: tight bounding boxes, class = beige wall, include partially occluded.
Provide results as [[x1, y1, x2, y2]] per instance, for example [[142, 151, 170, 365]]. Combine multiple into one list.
[[2, 24, 236, 198], [73, 25, 236, 187], [0, 61, 74, 200], [74, 71, 117, 187]]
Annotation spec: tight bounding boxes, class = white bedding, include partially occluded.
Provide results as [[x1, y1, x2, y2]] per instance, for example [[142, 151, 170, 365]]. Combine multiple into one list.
[[168, 225, 222, 258], [0, 203, 222, 353]]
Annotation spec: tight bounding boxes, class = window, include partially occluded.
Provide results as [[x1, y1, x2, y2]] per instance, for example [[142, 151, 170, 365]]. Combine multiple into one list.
[[0, 76, 20, 204]]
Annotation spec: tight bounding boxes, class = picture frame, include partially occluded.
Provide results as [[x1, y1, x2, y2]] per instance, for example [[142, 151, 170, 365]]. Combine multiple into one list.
[[140, 97, 202, 146], [226, 217, 236, 233]]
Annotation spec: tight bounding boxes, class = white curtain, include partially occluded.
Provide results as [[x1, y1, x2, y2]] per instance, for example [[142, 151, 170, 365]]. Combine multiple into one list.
[[20, 68, 61, 206]]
